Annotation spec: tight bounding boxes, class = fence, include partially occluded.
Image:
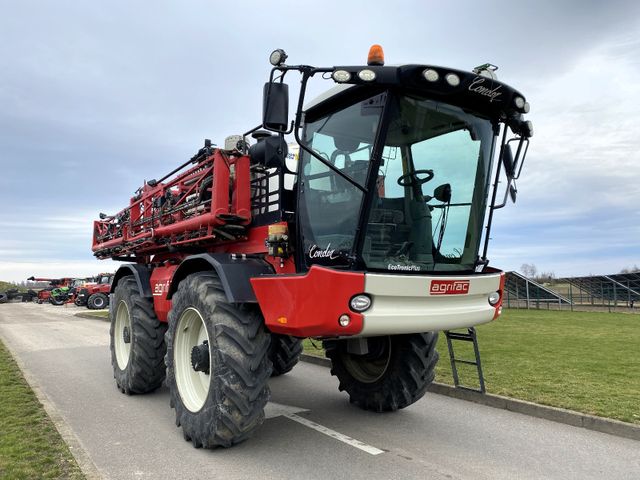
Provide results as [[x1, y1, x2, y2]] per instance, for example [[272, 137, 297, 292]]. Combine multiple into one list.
[[504, 271, 639, 313]]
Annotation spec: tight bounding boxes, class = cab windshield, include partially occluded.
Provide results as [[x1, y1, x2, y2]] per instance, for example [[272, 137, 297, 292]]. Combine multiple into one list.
[[298, 93, 382, 268], [298, 92, 495, 273]]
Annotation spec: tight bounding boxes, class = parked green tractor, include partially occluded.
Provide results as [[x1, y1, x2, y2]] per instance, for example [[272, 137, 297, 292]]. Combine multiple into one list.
[[49, 286, 72, 306]]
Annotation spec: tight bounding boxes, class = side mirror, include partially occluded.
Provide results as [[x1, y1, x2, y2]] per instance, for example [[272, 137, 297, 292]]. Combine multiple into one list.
[[262, 82, 289, 132], [502, 144, 516, 179], [433, 183, 452, 203]]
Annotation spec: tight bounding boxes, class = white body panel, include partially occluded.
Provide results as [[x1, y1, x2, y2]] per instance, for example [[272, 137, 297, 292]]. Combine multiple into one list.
[[359, 273, 502, 336]]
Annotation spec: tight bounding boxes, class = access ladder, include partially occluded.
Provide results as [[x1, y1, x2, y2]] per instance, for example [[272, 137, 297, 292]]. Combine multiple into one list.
[[444, 327, 486, 393]]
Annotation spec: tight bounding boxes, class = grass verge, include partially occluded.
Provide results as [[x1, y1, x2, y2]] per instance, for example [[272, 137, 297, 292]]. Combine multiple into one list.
[[302, 309, 640, 424], [0, 339, 85, 479]]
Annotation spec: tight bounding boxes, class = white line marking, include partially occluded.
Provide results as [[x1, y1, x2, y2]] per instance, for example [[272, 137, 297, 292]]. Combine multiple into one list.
[[285, 413, 385, 456], [264, 401, 308, 419]]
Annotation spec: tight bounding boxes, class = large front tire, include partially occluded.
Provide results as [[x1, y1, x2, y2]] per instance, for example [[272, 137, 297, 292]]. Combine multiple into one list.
[[268, 334, 303, 376], [49, 296, 65, 306], [88, 292, 108, 310], [110, 277, 167, 394], [324, 333, 439, 412], [165, 271, 271, 448]]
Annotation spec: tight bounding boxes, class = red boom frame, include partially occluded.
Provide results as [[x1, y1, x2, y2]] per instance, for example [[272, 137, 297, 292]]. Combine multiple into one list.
[[93, 150, 252, 260]]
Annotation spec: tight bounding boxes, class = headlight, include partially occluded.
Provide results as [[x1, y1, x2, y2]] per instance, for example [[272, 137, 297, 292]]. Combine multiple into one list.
[[332, 70, 352, 83], [422, 69, 439, 82], [349, 294, 372, 312], [269, 49, 288, 66], [357, 69, 376, 81], [488, 291, 501, 306], [445, 73, 460, 86]]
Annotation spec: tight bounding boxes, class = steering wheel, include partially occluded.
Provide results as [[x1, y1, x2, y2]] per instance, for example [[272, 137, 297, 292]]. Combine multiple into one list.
[[397, 169, 434, 187]]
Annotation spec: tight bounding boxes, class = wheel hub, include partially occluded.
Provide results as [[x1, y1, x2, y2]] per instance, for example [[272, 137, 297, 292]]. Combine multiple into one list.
[[342, 336, 392, 384], [122, 326, 131, 344], [175, 307, 210, 412], [191, 341, 210, 374], [114, 300, 132, 370]]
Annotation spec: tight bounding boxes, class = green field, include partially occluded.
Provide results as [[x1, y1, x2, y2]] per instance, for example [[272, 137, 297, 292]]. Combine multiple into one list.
[[0, 339, 84, 479], [304, 309, 640, 424]]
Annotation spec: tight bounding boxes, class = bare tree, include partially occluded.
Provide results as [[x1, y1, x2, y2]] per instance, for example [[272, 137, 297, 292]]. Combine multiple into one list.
[[536, 271, 556, 283], [520, 263, 537, 278], [619, 265, 639, 274]]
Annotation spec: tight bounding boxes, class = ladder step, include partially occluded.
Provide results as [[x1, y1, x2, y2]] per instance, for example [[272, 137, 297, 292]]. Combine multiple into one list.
[[452, 359, 478, 366], [445, 332, 475, 341]]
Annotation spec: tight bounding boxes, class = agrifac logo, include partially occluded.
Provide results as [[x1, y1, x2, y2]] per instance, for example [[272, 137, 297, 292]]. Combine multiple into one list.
[[430, 280, 470, 295]]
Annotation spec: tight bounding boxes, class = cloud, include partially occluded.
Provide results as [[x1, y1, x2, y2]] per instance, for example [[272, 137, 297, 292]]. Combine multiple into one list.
[[0, 260, 120, 283], [0, 2, 638, 281], [488, 31, 640, 275]]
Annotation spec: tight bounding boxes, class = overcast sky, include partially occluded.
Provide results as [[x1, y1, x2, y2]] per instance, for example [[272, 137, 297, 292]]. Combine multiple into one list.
[[1, 0, 639, 282]]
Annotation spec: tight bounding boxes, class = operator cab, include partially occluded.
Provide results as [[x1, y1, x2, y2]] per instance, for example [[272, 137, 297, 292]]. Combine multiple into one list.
[[299, 91, 494, 273], [260, 45, 532, 275]]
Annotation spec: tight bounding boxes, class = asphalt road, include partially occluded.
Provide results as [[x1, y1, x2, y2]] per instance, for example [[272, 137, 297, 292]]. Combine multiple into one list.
[[1, 302, 639, 480]]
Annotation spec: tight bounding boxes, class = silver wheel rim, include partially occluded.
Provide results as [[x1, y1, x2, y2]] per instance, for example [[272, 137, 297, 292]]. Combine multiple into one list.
[[174, 307, 210, 412], [114, 300, 132, 370], [342, 336, 392, 383], [94, 296, 105, 308]]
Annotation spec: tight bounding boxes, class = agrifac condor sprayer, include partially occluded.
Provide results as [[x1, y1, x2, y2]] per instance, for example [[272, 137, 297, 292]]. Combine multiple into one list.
[[93, 46, 531, 448]]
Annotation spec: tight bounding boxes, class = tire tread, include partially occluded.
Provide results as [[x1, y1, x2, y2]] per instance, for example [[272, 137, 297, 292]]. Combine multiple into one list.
[[110, 277, 167, 394], [165, 271, 271, 448], [324, 333, 439, 412]]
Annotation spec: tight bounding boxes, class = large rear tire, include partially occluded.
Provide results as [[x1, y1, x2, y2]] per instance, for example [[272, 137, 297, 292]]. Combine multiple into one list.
[[0, 293, 7, 304], [110, 277, 167, 394], [165, 271, 271, 448], [268, 334, 303, 376], [88, 292, 108, 310], [324, 333, 439, 412]]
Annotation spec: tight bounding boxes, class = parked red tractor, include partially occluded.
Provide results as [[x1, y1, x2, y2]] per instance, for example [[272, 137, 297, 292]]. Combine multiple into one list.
[[75, 273, 114, 309], [93, 46, 531, 448]]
